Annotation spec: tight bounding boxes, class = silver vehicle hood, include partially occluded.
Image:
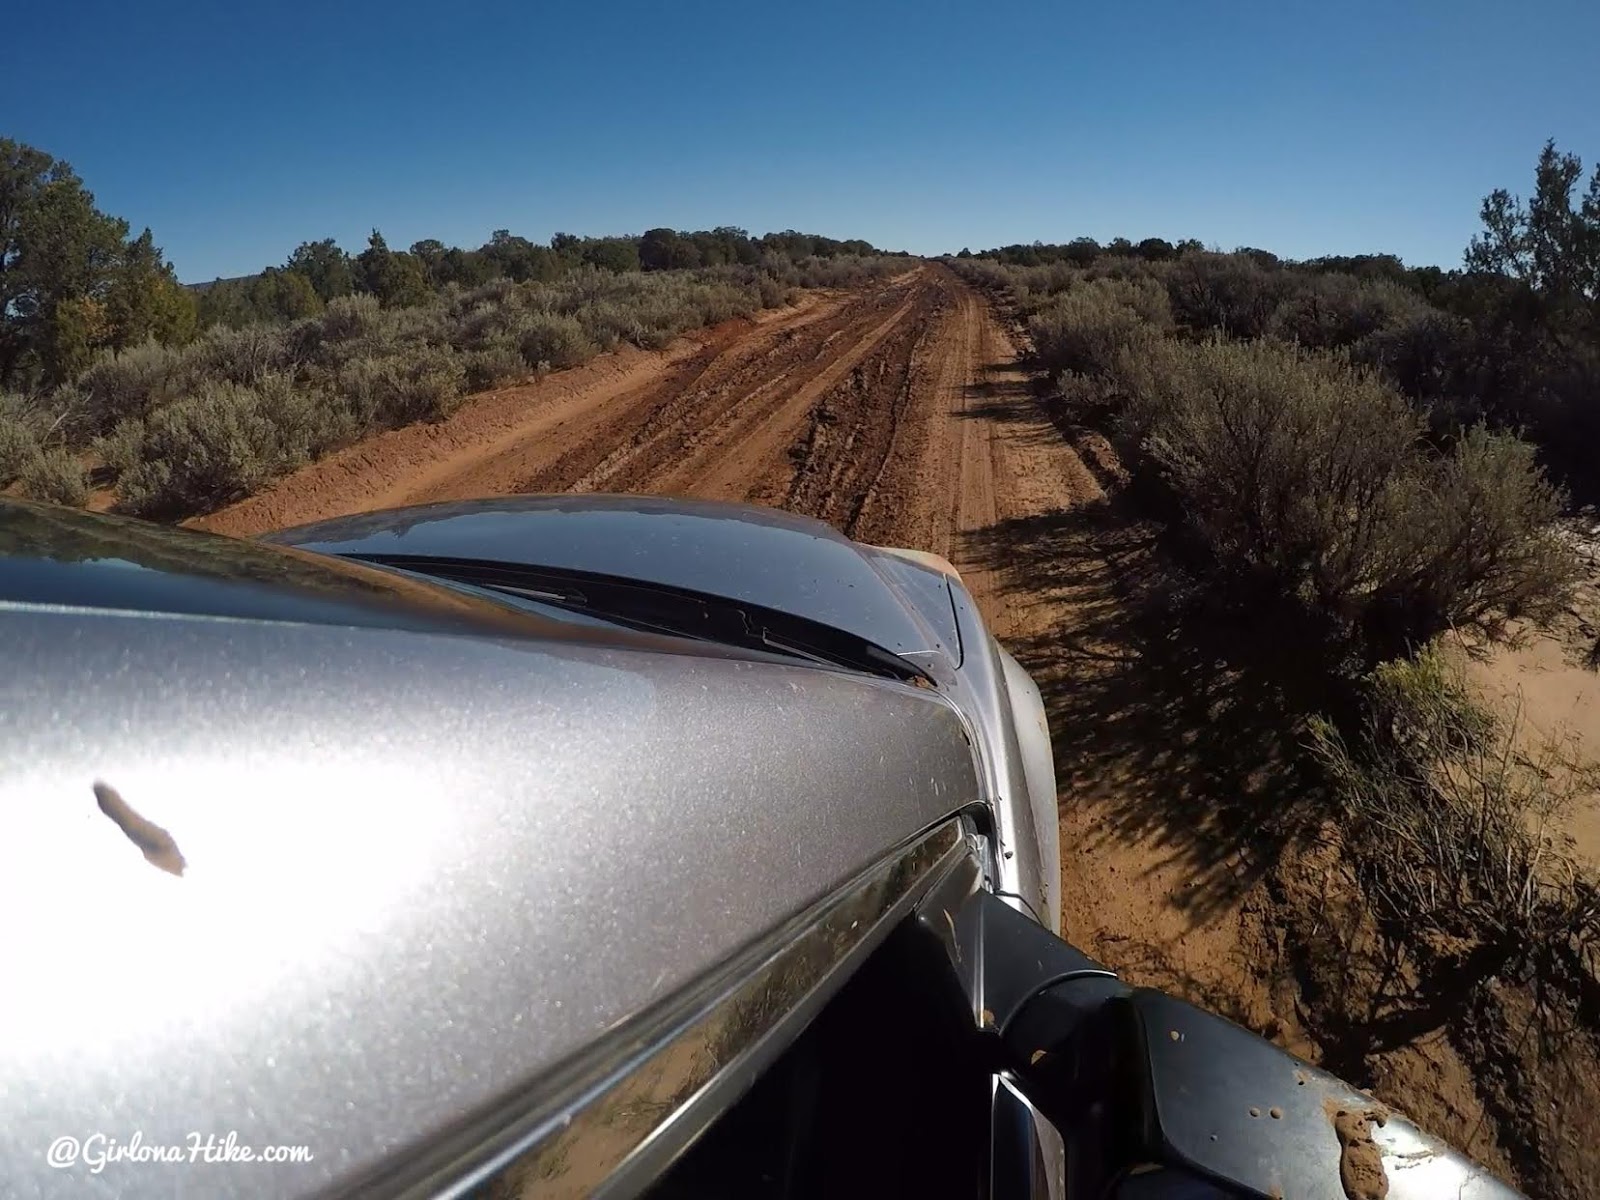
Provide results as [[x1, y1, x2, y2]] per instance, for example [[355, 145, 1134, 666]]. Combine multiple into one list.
[[269, 494, 1060, 925], [0, 501, 982, 1198], [264, 494, 962, 667]]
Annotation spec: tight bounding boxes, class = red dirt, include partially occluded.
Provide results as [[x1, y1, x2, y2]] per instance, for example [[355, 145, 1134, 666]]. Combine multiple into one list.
[[194, 265, 1567, 1195]]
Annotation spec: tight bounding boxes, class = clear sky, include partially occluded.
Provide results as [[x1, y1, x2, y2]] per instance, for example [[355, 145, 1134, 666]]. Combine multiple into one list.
[[7, 0, 1598, 282]]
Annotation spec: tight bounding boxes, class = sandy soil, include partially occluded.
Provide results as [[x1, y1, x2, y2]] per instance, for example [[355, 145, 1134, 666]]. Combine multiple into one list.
[[1461, 541, 1600, 867], [192, 264, 1584, 1195]]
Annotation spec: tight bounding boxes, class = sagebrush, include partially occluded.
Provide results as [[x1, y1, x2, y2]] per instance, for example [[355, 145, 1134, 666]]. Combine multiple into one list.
[[19, 448, 88, 507]]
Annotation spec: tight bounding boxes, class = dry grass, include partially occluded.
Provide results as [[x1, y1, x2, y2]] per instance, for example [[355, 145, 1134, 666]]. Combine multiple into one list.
[[1311, 643, 1600, 1007]]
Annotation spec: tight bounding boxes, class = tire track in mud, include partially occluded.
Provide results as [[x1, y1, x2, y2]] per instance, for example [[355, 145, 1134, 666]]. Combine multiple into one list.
[[510, 277, 925, 497], [756, 286, 943, 536]]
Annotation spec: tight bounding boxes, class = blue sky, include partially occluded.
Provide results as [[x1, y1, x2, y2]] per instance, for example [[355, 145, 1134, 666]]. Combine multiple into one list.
[[7, 0, 1598, 282]]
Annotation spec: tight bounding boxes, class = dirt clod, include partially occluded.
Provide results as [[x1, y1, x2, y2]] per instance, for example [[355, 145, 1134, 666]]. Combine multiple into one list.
[[1327, 1101, 1389, 1200], [93, 781, 185, 877]]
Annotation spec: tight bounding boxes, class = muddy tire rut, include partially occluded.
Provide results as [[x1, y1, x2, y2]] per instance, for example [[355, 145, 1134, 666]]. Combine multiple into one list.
[[770, 291, 942, 535]]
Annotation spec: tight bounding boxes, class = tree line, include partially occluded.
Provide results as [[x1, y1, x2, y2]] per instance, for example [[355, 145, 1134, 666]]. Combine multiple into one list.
[[194, 227, 888, 330], [956, 235, 1206, 266]]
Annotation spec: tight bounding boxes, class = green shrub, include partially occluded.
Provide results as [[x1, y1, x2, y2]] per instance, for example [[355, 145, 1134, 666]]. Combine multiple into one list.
[[93, 417, 147, 479], [338, 344, 465, 426], [1166, 252, 1288, 339], [318, 293, 386, 342], [1107, 276, 1171, 327], [1085, 256, 1171, 286], [574, 302, 639, 351], [1013, 262, 1083, 310], [627, 295, 703, 347], [1365, 426, 1576, 654], [688, 282, 757, 326], [39, 384, 92, 443], [463, 340, 526, 391], [758, 275, 794, 308], [279, 315, 331, 367], [77, 340, 180, 434], [1352, 309, 1475, 410], [1116, 338, 1574, 665], [1028, 281, 1164, 380], [457, 277, 522, 311], [457, 302, 525, 349], [186, 324, 292, 386], [535, 266, 618, 315], [1127, 339, 1419, 597], [20, 448, 88, 507], [0, 411, 42, 485], [1268, 275, 1427, 350], [1310, 645, 1600, 995], [947, 257, 1021, 294], [517, 312, 596, 369], [507, 265, 780, 353], [383, 304, 453, 346], [785, 255, 905, 289], [636, 325, 678, 352], [119, 379, 315, 516], [250, 372, 357, 458]]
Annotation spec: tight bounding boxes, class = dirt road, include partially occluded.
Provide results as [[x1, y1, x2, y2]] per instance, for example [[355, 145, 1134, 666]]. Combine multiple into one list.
[[201, 267, 1038, 553]]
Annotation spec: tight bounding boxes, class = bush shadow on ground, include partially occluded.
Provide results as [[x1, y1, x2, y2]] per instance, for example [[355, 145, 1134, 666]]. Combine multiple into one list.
[[959, 497, 1344, 926], [956, 360, 1042, 425]]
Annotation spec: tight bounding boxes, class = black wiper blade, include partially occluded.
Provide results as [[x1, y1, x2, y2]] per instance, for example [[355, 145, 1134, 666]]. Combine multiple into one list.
[[345, 554, 932, 684]]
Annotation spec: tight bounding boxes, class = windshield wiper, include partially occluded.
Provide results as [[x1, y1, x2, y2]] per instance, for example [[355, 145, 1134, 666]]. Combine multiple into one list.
[[344, 554, 932, 684]]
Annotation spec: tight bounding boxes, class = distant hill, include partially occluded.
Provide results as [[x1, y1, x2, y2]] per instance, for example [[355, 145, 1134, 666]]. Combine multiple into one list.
[[185, 276, 252, 292]]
